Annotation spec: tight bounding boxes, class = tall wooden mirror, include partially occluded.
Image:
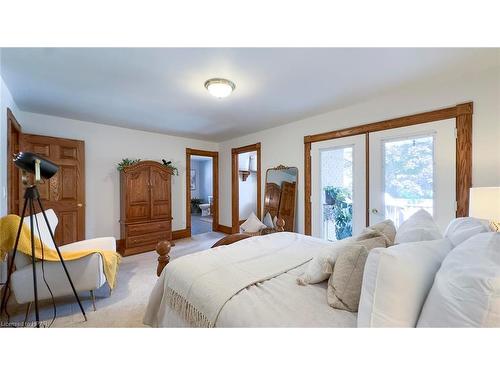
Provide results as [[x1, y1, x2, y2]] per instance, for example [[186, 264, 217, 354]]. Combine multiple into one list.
[[263, 165, 298, 232]]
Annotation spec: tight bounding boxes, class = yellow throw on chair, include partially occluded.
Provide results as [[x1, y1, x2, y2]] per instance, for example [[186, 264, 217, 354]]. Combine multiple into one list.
[[0, 214, 121, 289]]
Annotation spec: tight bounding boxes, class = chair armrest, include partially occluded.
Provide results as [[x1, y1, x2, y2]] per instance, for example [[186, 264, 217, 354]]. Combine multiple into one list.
[[59, 237, 116, 253]]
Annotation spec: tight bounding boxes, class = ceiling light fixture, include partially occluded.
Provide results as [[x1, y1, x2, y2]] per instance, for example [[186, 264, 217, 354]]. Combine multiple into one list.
[[204, 78, 235, 98]]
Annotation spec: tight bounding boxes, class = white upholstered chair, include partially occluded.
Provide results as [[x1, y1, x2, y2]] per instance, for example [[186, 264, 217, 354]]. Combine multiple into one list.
[[10, 209, 116, 313]]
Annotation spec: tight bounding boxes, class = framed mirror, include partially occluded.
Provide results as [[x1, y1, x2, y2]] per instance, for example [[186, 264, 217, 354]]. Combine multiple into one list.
[[263, 165, 298, 232]]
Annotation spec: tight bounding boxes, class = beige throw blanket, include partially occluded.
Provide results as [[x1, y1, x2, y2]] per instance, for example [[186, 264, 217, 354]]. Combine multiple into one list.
[[148, 232, 332, 327]]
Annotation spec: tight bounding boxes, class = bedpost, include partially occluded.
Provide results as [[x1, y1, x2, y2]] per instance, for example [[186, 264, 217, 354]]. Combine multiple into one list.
[[156, 240, 171, 276], [276, 218, 285, 232]]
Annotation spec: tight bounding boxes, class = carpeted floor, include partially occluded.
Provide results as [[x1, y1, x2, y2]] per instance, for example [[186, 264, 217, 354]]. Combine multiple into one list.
[[6, 231, 224, 328]]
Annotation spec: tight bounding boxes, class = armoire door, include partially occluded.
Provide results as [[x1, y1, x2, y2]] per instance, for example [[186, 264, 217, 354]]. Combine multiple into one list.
[[21, 134, 85, 245], [150, 167, 171, 220], [126, 167, 151, 222], [278, 181, 297, 232]]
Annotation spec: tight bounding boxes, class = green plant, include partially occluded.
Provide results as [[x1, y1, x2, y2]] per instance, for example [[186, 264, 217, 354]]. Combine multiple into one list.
[[191, 198, 203, 213], [323, 186, 353, 240], [117, 158, 141, 171], [161, 159, 179, 175]]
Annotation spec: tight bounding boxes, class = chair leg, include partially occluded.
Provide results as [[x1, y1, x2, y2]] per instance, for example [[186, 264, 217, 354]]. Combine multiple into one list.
[[90, 290, 96, 312], [23, 302, 32, 327]]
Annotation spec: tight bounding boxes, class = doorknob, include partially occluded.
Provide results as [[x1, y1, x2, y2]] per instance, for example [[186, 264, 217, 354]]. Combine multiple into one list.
[[371, 208, 379, 214], [77, 203, 83, 207]]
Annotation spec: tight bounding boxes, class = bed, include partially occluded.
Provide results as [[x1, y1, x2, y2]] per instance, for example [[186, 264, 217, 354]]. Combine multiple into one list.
[[143, 232, 357, 328]]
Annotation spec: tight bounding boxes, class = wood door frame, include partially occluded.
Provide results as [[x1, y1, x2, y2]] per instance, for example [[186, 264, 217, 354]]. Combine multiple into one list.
[[304, 102, 473, 235], [7, 108, 22, 214], [231, 142, 261, 234], [184, 148, 219, 238]]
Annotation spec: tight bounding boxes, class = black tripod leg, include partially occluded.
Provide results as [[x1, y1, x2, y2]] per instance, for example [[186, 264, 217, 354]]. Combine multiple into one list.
[[29, 199, 40, 327], [0, 197, 29, 319], [36, 198, 87, 321]]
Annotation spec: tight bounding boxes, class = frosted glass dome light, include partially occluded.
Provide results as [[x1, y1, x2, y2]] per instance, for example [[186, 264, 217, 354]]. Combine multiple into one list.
[[204, 78, 235, 98]]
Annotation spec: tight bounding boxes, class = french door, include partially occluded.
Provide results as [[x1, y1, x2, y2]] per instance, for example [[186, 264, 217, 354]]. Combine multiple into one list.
[[311, 134, 366, 240], [369, 120, 456, 231], [311, 119, 457, 241]]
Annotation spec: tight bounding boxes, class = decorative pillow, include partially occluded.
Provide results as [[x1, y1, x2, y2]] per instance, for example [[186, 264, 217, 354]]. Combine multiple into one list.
[[296, 230, 389, 286], [443, 217, 490, 247], [240, 212, 267, 233], [327, 234, 387, 312], [262, 212, 274, 228], [272, 215, 278, 228], [417, 233, 500, 327], [296, 237, 352, 285], [394, 209, 442, 244], [361, 219, 396, 246], [357, 238, 452, 327]]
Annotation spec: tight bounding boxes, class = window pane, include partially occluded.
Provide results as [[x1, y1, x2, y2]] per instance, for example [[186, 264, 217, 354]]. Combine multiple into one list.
[[383, 135, 434, 227], [320, 146, 353, 241]]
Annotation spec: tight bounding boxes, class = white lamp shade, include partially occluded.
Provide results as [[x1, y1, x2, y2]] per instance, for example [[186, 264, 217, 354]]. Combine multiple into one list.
[[469, 187, 500, 221]]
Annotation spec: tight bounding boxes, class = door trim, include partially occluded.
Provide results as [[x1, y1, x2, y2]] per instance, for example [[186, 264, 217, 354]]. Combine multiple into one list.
[[7, 108, 22, 214], [185, 148, 219, 237], [304, 102, 473, 235], [231, 143, 261, 234]]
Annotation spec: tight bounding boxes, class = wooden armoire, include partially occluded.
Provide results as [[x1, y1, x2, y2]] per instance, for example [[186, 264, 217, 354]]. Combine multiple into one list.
[[119, 161, 173, 256]]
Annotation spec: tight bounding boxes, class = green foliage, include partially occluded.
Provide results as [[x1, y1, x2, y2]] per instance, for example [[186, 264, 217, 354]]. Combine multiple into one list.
[[117, 158, 141, 171], [323, 186, 353, 240], [385, 137, 433, 200]]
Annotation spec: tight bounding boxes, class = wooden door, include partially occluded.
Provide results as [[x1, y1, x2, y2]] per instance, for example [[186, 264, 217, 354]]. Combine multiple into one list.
[[20, 134, 85, 245], [278, 181, 297, 232], [7, 109, 22, 214], [150, 166, 171, 220], [125, 167, 151, 222]]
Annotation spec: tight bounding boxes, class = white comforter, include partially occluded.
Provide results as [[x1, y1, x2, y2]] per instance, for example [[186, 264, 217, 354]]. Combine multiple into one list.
[[144, 233, 357, 328]]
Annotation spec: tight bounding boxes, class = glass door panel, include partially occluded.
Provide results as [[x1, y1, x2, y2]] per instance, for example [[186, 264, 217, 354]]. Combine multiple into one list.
[[369, 119, 456, 231], [311, 134, 366, 240]]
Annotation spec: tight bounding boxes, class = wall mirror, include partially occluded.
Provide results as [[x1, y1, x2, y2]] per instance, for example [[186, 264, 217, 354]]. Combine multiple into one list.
[[263, 165, 298, 232]]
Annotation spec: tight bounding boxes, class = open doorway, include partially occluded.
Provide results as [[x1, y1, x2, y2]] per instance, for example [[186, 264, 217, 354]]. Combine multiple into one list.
[[185, 148, 219, 237], [231, 143, 261, 233]]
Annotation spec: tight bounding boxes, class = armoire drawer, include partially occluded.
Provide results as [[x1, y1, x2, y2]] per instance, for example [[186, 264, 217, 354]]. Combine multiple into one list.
[[126, 231, 169, 248], [126, 221, 171, 237]]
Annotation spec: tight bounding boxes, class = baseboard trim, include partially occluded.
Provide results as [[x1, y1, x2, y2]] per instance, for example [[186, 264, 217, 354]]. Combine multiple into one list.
[[172, 228, 191, 240], [216, 225, 233, 234]]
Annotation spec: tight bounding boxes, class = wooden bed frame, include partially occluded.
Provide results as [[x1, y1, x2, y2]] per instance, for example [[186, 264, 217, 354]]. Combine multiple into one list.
[[155, 218, 285, 276]]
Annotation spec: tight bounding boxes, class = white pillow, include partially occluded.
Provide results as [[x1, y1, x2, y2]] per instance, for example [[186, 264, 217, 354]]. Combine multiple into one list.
[[240, 212, 267, 233], [417, 233, 500, 327], [262, 212, 274, 228], [357, 238, 452, 327], [395, 209, 442, 244], [444, 217, 490, 247]]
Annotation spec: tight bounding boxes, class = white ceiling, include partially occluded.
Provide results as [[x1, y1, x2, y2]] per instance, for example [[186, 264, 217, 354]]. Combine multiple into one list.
[[1, 48, 499, 141]]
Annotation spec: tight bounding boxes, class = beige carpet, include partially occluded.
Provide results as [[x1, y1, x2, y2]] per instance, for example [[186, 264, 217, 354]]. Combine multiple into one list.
[[6, 231, 224, 328]]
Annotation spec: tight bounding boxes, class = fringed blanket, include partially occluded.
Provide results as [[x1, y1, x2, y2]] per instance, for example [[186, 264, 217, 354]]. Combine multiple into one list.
[[144, 232, 335, 327]]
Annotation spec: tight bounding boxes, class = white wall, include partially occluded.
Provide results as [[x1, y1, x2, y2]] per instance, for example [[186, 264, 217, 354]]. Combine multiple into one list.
[[16, 111, 218, 239], [238, 151, 257, 220], [0, 74, 20, 217], [219, 66, 500, 233]]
